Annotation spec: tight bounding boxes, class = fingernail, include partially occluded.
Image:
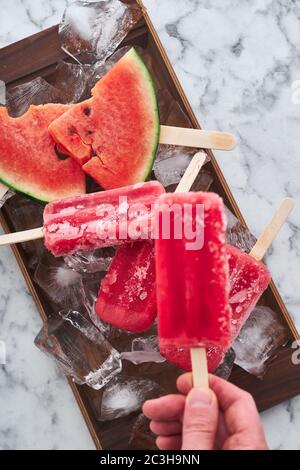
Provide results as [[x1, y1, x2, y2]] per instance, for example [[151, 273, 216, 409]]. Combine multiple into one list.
[[187, 388, 212, 407]]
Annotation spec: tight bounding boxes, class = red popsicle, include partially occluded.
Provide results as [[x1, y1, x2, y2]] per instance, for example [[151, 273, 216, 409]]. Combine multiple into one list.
[[160, 243, 271, 371], [43, 181, 164, 257], [161, 198, 294, 372], [96, 241, 156, 332], [156, 191, 231, 352]]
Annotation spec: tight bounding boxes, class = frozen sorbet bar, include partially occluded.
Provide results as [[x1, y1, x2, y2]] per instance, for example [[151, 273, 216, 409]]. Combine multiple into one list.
[[156, 191, 231, 350], [43, 181, 164, 257], [96, 241, 156, 332], [161, 243, 271, 371], [227, 244, 271, 339]]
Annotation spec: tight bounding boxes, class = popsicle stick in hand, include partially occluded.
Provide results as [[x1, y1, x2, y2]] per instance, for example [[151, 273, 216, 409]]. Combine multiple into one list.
[[160, 125, 237, 151], [174, 151, 210, 388], [249, 198, 295, 261]]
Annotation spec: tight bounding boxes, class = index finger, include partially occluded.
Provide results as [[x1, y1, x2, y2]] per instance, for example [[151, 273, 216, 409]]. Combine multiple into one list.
[[177, 373, 252, 411]]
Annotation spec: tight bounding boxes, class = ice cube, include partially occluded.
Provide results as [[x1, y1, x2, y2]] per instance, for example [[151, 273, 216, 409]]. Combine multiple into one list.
[[59, 0, 142, 64], [0, 188, 14, 209], [129, 413, 157, 450], [99, 375, 160, 421], [52, 60, 91, 104], [225, 206, 257, 253], [6, 77, 61, 117], [35, 309, 122, 390], [154, 150, 195, 188], [121, 335, 166, 365], [214, 348, 235, 380], [132, 335, 160, 352], [34, 251, 84, 308], [91, 45, 133, 83], [154, 150, 213, 191], [233, 305, 289, 378], [64, 247, 115, 274], [78, 274, 128, 347]]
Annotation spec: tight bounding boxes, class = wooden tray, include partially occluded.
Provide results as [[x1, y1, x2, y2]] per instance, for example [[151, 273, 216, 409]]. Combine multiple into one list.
[[0, 0, 299, 450]]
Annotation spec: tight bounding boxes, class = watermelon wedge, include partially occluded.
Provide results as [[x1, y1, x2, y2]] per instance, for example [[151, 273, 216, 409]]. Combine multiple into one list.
[[49, 48, 160, 190], [0, 104, 86, 202]]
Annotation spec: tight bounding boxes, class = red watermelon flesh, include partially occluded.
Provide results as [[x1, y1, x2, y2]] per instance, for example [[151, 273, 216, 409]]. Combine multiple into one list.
[[48, 48, 160, 190], [0, 104, 86, 202]]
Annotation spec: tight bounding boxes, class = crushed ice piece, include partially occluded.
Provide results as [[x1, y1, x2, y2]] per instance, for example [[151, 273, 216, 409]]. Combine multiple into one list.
[[64, 247, 115, 274], [0, 187, 15, 209], [214, 348, 235, 380], [34, 252, 84, 308], [154, 151, 194, 188], [6, 77, 61, 117], [225, 206, 257, 253], [52, 60, 91, 104], [59, 0, 142, 64], [35, 309, 122, 390], [121, 335, 165, 365], [233, 305, 289, 378], [121, 351, 166, 365], [99, 376, 160, 421], [132, 335, 159, 353]]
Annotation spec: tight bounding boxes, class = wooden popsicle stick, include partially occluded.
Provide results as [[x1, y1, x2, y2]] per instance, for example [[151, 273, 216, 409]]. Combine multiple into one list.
[[0, 226, 43, 246], [160, 125, 237, 151], [175, 151, 207, 194], [0, 182, 8, 200], [250, 198, 295, 261], [174, 151, 210, 388], [190, 348, 209, 388]]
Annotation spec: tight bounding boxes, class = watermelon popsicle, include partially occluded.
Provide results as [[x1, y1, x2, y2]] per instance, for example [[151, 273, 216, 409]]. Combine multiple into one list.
[[155, 191, 231, 386], [161, 198, 294, 372], [96, 152, 208, 332], [0, 181, 165, 255]]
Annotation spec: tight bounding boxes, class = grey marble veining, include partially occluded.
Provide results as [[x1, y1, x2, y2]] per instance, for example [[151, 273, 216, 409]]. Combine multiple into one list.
[[0, 0, 299, 450]]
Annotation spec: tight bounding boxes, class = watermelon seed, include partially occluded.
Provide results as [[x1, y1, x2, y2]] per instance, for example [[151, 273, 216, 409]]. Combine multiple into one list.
[[83, 107, 91, 116], [55, 144, 70, 161]]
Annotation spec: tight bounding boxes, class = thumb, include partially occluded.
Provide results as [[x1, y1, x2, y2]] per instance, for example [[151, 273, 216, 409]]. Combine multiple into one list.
[[182, 387, 219, 450]]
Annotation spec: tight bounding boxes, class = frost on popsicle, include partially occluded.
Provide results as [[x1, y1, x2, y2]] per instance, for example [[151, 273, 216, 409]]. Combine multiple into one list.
[[99, 376, 160, 421], [35, 310, 122, 390], [59, 0, 142, 64], [233, 306, 289, 378]]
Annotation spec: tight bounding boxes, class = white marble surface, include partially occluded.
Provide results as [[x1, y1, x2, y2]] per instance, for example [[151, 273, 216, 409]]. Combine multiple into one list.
[[0, 0, 299, 450]]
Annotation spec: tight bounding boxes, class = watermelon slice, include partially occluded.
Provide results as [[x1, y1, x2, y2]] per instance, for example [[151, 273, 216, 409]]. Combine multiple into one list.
[[49, 48, 160, 190], [0, 104, 86, 202]]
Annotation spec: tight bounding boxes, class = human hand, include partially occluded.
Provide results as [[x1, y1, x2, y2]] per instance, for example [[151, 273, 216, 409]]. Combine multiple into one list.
[[143, 373, 268, 450]]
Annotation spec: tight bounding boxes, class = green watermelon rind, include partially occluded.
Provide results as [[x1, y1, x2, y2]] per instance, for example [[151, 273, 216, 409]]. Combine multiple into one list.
[[129, 48, 160, 182], [0, 174, 50, 204], [0, 173, 85, 204]]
